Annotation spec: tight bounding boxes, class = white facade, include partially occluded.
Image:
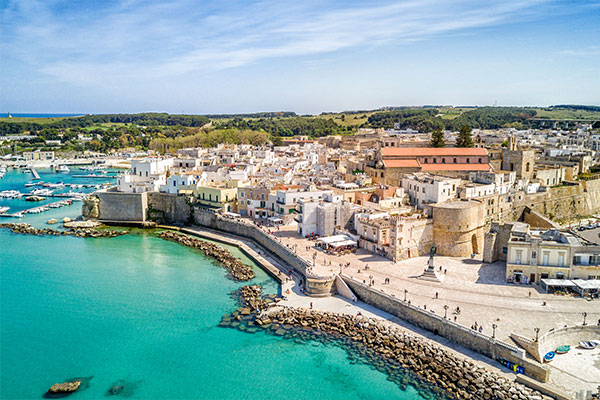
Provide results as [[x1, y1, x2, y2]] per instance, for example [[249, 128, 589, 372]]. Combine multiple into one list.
[[117, 158, 173, 193], [160, 173, 199, 194], [401, 174, 460, 209]]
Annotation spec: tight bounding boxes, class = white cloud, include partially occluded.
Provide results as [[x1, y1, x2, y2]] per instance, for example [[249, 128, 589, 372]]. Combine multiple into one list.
[[1, 0, 561, 88]]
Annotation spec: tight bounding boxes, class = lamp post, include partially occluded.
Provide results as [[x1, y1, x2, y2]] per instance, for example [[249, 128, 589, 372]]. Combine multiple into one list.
[[583, 312, 588, 326], [492, 324, 497, 339], [312, 252, 317, 267], [534, 327, 540, 342], [404, 289, 408, 302], [443, 305, 449, 319]]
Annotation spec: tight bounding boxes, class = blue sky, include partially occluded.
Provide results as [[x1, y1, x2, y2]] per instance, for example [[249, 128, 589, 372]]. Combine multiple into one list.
[[1, 0, 599, 114]]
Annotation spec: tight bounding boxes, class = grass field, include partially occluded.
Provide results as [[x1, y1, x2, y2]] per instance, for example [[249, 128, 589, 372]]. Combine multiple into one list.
[[316, 112, 373, 127]]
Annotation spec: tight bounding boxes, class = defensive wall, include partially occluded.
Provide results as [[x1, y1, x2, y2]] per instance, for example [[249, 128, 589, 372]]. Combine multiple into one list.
[[194, 209, 336, 297], [342, 275, 550, 383], [96, 189, 148, 222]]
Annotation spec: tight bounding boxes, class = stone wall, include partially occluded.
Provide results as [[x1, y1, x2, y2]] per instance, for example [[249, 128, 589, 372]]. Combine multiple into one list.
[[431, 200, 485, 257], [147, 192, 192, 224], [96, 189, 148, 222], [193, 209, 336, 297], [342, 276, 550, 382], [537, 325, 600, 362], [523, 208, 559, 229]]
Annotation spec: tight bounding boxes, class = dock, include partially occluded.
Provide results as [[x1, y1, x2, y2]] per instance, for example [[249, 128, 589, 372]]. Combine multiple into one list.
[[30, 168, 40, 180], [72, 174, 118, 179]]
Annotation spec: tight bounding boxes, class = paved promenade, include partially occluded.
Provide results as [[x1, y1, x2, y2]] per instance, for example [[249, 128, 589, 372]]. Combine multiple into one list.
[[176, 223, 595, 396]]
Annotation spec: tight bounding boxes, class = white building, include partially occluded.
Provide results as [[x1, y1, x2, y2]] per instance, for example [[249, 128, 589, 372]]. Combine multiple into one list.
[[401, 174, 461, 209], [117, 158, 173, 193], [160, 172, 200, 194]]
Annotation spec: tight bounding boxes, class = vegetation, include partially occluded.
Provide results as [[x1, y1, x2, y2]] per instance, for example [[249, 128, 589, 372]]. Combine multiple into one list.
[[430, 129, 445, 147], [149, 129, 269, 154], [217, 116, 352, 137], [456, 125, 474, 148]]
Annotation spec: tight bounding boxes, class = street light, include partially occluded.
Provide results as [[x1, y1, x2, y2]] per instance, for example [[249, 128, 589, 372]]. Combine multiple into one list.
[[534, 327, 540, 342], [404, 289, 408, 302], [443, 305, 449, 319], [583, 312, 588, 326], [492, 324, 497, 339]]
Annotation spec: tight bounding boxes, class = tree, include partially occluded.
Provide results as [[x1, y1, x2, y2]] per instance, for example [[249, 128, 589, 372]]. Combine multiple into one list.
[[430, 129, 445, 147], [456, 125, 474, 148]]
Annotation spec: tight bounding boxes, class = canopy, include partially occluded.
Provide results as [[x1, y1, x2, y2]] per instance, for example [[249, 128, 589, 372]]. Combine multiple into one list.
[[316, 235, 351, 244], [329, 239, 357, 248], [540, 279, 576, 293]]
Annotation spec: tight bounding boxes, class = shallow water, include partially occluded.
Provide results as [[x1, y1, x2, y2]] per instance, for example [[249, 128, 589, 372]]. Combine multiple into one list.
[[0, 169, 430, 399]]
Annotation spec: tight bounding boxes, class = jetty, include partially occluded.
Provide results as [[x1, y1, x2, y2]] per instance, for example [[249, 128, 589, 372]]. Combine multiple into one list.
[[30, 168, 40, 180], [72, 174, 118, 179]]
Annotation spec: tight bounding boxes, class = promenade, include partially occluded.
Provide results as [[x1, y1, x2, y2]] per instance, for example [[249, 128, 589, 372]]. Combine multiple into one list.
[[176, 223, 591, 397]]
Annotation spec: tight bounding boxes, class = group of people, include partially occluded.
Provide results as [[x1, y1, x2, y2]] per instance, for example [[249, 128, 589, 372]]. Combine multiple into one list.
[[471, 322, 483, 333]]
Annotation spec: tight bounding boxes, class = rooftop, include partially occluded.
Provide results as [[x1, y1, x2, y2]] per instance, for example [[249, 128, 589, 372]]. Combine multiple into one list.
[[381, 147, 488, 157]]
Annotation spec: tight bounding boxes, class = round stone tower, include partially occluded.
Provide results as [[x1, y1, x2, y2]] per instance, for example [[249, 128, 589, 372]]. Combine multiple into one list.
[[431, 200, 485, 257]]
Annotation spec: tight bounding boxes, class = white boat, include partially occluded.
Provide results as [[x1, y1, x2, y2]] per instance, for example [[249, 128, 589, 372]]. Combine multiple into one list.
[[0, 206, 9, 214], [0, 190, 23, 198], [55, 165, 70, 173], [30, 188, 53, 196]]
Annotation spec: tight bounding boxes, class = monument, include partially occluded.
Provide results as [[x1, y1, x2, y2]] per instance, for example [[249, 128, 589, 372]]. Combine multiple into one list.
[[417, 245, 444, 282]]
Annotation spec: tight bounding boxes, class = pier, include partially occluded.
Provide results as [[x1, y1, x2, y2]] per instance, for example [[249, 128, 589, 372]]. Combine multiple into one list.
[[30, 168, 41, 180]]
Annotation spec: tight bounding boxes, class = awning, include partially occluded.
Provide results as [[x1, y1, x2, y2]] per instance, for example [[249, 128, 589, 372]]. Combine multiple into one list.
[[329, 239, 357, 248], [540, 279, 576, 287]]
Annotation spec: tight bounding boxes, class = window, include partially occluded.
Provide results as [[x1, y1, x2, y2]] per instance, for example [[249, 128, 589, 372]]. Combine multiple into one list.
[[442, 158, 446, 164], [433, 158, 437, 163], [558, 253, 564, 267], [532, 251, 536, 259], [515, 250, 522, 265], [478, 158, 482, 163], [453, 158, 457, 163], [542, 252, 549, 266], [466, 159, 470, 164]]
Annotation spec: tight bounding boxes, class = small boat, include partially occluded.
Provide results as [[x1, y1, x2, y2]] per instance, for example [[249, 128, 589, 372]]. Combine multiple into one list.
[[543, 351, 555, 363], [55, 165, 70, 173], [578, 341, 598, 349], [555, 345, 570, 354]]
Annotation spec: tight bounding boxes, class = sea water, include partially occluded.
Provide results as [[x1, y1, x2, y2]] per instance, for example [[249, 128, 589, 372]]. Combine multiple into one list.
[[0, 169, 430, 399]]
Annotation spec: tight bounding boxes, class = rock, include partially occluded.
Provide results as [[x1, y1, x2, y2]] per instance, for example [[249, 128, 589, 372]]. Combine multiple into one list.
[[63, 217, 71, 223], [47, 219, 58, 225], [158, 231, 255, 281], [25, 195, 45, 201], [106, 385, 124, 396], [48, 380, 81, 394]]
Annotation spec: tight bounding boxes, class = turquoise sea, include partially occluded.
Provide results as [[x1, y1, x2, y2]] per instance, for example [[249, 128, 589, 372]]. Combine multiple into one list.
[[0, 168, 430, 399]]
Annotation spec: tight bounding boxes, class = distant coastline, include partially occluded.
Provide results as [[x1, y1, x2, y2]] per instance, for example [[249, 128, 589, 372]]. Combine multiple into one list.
[[0, 113, 86, 119]]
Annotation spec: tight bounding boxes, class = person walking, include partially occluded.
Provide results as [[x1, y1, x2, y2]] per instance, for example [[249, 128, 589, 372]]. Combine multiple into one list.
[[435, 292, 438, 299], [310, 302, 313, 309]]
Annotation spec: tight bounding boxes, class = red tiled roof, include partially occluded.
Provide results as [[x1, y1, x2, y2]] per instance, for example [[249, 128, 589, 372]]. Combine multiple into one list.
[[381, 147, 488, 157], [383, 159, 421, 168], [421, 163, 490, 171]]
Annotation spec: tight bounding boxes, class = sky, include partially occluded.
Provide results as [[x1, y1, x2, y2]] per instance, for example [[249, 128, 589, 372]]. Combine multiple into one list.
[[1, 0, 599, 114]]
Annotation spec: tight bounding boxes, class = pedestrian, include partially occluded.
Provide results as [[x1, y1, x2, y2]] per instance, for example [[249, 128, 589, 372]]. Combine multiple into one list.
[[444, 269, 447, 274], [424, 304, 427, 310], [453, 316, 457, 322], [310, 302, 313, 309], [478, 326, 482, 333], [528, 291, 531, 297], [439, 266, 442, 271], [435, 292, 438, 299]]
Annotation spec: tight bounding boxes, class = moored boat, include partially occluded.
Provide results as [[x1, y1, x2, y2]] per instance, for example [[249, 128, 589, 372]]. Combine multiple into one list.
[[555, 345, 570, 354], [543, 351, 555, 363], [578, 341, 598, 350]]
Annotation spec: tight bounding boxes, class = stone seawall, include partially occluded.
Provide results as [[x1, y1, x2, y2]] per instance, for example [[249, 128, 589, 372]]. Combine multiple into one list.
[[96, 190, 148, 222], [537, 325, 600, 362], [194, 210, 336, 297], [342, 275, 550, 383]]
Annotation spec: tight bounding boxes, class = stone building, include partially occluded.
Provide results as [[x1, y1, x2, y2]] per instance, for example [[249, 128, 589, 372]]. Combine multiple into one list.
[[501, 136, 535, 181], [431, 200, 485, 257]]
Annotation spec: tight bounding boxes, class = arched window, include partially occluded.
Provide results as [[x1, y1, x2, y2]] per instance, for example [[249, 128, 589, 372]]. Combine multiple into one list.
[[433, 158, 437, 163], [442, 158, 446, 163], [478, 158, 482, 163], [453, 158, 457, 163], [510, 163, 514, 171], [466, 159, 470, 164]]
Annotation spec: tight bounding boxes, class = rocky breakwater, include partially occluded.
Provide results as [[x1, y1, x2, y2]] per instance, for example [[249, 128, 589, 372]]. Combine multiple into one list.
[[261, 308, 546, 400], [0, 223, 127, 238], [219, 285, 282, 332], [158, 231, 255, 281]]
